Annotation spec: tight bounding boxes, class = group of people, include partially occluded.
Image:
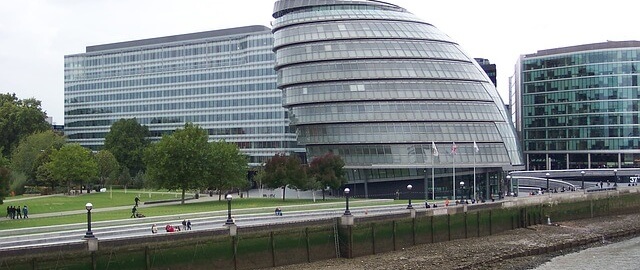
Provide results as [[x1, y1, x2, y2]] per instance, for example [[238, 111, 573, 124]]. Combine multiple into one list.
[[274, 207, 283, 216], [6, 205, 28, 219], [151, 220, 191, 234], [130, 196, 144, 218]]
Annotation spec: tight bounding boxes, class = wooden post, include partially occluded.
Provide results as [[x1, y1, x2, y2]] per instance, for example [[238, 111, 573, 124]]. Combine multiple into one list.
[[447, 214, 451, 241], [430, 215, 435, 243], [392, 221, 397, 251], [270, 232, 276, 267], [305, 228, 311, 263], [464, 212, 468, 239], [145, 246, 150, 270], [371, 223, 376, 255], [232, 236, 237, 270]]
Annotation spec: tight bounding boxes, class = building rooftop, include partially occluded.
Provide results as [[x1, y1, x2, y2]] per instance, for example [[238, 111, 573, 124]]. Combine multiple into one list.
[[525, 40, 640, 58], [86, 25, 271, 53]]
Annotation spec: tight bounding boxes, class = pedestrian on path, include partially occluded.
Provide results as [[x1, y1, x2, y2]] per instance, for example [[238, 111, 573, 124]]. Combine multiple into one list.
[[16, 206, 21, 219], [187, 220, 192, 230], [134, 196, 140, 207], [22, 205, 28, 218], [130, 206, 137, 218], [182, 219, 187, 230], [151, 224, 158, 234]]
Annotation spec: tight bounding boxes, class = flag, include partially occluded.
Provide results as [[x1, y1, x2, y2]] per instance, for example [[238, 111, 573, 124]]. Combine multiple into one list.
[[473, 141, 479, 153], [431, 142, 439, 157], [451, 142, 458, 155]]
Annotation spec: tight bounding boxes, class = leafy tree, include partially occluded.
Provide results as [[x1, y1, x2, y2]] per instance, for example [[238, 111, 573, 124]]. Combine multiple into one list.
[[260, 154, 306, 201], [46, 144, 98, 194], [309, 152, 346, 200], [207, 140, 248, 201], [117, 166, 131, 187], [0, 93, 50, 157], [95, 150, 120, 186], [33, 148, 56, 188], [104, 118, 149, 176], [0, 152, 10, 204], [144, 123, 211, 204], [10, 130, 66, 180]]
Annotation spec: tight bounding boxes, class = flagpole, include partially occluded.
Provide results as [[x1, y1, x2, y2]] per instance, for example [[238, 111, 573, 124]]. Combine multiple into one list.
[[473, 148, 477, 201], [432, 155, 435, 201], [452, 144, 456, 201]]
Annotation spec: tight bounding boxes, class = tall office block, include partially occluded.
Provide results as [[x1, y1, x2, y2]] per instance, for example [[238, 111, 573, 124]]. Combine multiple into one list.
[[272, 0, 523, 199], [515, 41, 640, 170], [64, 26, 303, 165], [475, 58, 497, 87]]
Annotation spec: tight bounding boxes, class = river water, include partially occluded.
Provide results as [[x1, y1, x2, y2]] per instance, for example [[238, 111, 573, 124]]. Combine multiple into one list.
[[535, 236, 640, 270]]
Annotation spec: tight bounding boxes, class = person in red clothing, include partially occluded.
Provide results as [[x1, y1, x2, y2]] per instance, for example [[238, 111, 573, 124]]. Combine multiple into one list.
[[165, 224, 175, 233]]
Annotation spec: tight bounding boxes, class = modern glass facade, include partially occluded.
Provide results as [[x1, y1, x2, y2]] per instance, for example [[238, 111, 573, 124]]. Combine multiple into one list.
[[272, 0, 523, 199], [516, 41, 640, 170], [64, 25, 304, 165]]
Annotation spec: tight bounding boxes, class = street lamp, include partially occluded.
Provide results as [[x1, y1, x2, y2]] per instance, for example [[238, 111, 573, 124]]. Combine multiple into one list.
[[225, 194, 234, 225], [613, 169, 618, 187], [506, 174, 512, 196], [84, 203, 95, 239], [545, 173, 551, 193], [406, 184, 413, 209], [343, 188, 351, 216], [459, 181, 465, 200], [581, 170, 586, 190]]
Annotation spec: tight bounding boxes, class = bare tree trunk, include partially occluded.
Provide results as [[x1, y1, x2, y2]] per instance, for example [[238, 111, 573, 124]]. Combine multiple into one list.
[[282, 186, 286, 201], [322, 189, 326, 201], [181, 189, 186, 204]]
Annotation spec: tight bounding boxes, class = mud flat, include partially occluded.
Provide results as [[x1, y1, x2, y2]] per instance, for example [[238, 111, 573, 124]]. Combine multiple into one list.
[[269, 213, 640, 270]]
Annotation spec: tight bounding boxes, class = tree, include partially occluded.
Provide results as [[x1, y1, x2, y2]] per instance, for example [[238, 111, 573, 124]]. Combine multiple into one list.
[[0, 152, 10, 204], [104, 118, 149, 176], [95, 150, 120, 186], [308, 152, 346, 200], [144, 123, 211, 204], [260, 154, 306, 201], [10, 130, 66, 180], [207, 140, 248, 201], [46, 144, 98, 194], [0, 93, 50, 157]]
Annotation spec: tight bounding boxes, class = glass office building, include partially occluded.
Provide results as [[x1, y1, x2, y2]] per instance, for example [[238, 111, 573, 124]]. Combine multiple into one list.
[[515, 41, 640, 170], [64, 25, 304, 165], [272, 0, 523, 199]]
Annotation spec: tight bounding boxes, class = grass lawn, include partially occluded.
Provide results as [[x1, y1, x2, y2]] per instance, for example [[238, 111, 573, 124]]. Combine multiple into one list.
[[1, 197, 389, 230], [2, 190, 187, 215]]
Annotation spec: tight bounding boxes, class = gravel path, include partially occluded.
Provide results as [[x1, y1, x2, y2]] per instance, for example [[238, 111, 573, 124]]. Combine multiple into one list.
[[269, 213, 640, 270]]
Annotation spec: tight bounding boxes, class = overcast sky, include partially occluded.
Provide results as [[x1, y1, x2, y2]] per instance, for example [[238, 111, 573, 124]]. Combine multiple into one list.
[[1, 0, 638, 124]]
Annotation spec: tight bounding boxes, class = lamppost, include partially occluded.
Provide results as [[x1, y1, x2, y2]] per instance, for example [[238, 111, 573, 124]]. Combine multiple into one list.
[[614, 169, 618, 187], [84, 203, 95, 239], [545, 172, 550, 193], [344, 188, 351, 216], [581, 170, 586, 190], [225, 194, 234, 225], [406, 184, 413, 209], [506, 174, 512, 196], [459, 181, 464, 200]]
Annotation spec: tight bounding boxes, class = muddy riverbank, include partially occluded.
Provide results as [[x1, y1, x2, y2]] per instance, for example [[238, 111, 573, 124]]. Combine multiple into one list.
[[269, 213, 640, 270]]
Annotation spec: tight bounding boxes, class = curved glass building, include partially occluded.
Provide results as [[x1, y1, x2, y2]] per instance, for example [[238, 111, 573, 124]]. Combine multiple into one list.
[[272, 0, 523, 199], [516, 41, 640, 170]]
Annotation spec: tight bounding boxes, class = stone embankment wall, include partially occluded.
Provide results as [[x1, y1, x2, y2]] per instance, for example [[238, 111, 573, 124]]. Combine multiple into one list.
[[1, 189, 639, 270]]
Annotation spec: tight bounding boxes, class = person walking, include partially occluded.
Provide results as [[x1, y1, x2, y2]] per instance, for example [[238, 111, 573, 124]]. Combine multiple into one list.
[[16, 206, 21, 219], [182, 220, 187, 231], [186, 220, 192, 230], [134, 196, 140, 207], [151, 224, 158, 234], [22, 205, 28, 218], [130, 205, 137, 218]]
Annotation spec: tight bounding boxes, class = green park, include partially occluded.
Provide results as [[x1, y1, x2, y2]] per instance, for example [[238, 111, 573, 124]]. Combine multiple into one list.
[[0, 93, 356, 232]]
